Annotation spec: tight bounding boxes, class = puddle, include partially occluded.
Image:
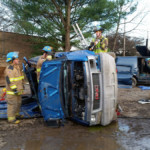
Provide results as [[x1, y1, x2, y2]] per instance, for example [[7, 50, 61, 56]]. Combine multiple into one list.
[[1, 118, 150, 150], [117, 118, 150, 150], [118, 121, 130, 132]]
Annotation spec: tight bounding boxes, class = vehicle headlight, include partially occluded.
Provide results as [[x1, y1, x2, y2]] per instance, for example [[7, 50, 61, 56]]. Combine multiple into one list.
[[91, 115, 96, 122]]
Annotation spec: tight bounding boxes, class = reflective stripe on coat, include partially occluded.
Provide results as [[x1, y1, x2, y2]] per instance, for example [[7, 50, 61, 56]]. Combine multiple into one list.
[[4, 64, 24, 97], [92, 36, 108, 53]]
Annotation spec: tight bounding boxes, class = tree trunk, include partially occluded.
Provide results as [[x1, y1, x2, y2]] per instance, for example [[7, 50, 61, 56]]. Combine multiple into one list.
[[112, 15, 120, 52], [64, 0, 71, 52], [112, 32, 118, 52]]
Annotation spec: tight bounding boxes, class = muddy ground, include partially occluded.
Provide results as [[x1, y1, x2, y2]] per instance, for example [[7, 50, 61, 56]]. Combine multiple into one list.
[[118, 87, 150, 118], [0, 87, 150, 150]]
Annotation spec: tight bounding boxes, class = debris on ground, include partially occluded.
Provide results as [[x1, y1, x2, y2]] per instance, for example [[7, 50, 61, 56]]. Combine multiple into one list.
[[138, 99, 150, 104]]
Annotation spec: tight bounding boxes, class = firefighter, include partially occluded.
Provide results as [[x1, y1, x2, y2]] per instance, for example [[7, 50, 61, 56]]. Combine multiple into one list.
[[36, 46, 52, 82], [5, 52, 24, 124], [88, 25, 108, 53]]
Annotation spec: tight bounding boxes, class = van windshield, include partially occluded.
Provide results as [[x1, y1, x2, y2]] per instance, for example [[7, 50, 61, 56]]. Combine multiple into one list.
[[117, 66, 131, 74]]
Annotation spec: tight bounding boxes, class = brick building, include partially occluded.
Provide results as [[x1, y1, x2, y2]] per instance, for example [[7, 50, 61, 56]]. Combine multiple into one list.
[[0, 31, 36, 86], [0, 31, 36, 59]]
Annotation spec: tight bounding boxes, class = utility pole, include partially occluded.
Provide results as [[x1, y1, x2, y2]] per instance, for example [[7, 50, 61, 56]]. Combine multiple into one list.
[[146, 31, 148, 47], [123, 19, 126, 56], [146, 31, 149, 56]]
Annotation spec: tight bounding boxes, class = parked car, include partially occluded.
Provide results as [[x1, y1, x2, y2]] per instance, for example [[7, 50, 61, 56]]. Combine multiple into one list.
[[38, 50, 118, 126], [116, 55, 150, 87]]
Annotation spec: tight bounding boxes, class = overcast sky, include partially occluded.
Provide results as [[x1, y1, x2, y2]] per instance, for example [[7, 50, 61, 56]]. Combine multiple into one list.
[[92, 0, 150, 47], [123, 0, 150, 45]]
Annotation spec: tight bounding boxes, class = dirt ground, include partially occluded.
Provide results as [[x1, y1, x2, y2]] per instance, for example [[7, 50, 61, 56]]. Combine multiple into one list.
[[0, 87, 150, 149], [118, 87, 150, 118]]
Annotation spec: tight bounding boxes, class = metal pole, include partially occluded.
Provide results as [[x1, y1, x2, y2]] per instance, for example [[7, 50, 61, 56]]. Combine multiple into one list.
[[72, 24, 85, 47], [146, 31, 148, 48], [146, 31, 149, 55], [72, 24, 81, 39], [75, 23, 88, 47]]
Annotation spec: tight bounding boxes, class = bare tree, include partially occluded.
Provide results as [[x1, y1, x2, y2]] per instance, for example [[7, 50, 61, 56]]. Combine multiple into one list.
[[112, 0, 147, 54], [108, 33, 144, 56]]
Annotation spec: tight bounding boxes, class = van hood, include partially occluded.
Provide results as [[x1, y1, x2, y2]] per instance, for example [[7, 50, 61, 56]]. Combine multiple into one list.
[[38, 60, 65, 123]]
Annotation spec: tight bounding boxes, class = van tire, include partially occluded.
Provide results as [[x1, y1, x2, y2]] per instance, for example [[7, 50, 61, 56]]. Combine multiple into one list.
[[132, 77, 137, 87]]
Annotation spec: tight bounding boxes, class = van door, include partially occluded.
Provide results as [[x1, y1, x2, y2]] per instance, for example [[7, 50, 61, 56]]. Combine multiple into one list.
[[116, 56, 137, 88], [38, 60, 65, 124], [98, 53, 118, 126]]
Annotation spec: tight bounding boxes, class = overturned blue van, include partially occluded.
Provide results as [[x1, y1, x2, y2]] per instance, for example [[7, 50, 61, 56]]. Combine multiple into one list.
[[38, 50, 118, 126], [0, 50, 118, 127]]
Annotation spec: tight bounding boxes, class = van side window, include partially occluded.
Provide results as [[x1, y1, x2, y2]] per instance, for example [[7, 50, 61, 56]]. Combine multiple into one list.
[[145, 58, 150, 73]]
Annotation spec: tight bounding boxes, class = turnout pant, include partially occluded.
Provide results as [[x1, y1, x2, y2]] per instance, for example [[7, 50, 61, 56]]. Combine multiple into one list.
[[6, 95, 22, 122]]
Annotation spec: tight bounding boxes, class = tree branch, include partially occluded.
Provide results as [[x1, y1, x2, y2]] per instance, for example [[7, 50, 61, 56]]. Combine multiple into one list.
[[51, 0, 66, 26]]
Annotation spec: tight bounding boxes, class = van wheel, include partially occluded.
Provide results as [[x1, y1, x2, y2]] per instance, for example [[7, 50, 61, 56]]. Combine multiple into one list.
[[132, 77, 137, 87]]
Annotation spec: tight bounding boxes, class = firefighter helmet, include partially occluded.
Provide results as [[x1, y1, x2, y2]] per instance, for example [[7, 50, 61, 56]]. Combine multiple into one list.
[[6, 52, 19, 62], [93, 25, 104, 33], [42, 46, 52, 52]]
